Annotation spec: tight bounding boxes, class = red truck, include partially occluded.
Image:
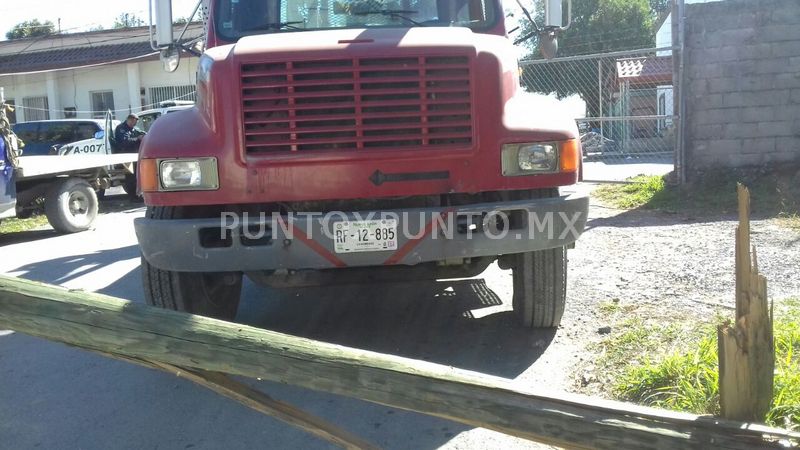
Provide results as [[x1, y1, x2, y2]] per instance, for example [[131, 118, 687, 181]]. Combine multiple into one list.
[[135, 0, 587, 328]]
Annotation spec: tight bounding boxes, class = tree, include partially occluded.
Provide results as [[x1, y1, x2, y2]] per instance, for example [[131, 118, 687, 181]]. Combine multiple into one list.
[[519, 0, 655, 116], [649, 0, 670, 18], [5, 19, 55, 40], [113, 13, 145, 29]]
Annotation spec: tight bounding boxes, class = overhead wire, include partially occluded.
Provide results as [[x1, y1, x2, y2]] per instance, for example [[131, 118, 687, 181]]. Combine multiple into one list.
[[12, 89, 198, 119]]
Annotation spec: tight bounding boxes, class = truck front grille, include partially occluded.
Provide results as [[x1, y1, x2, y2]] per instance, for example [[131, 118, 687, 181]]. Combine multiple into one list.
[[240, 55, 474, 154]]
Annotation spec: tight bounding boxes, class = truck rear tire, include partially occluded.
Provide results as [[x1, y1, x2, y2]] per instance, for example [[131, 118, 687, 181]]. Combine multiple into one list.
[[141, 206, 243, 321], [511, 246, 567, 329], [44, 178, 98, 233]]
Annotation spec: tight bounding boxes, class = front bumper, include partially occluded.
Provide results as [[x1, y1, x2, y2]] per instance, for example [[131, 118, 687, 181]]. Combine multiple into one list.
[[135, 194, 589, 272]]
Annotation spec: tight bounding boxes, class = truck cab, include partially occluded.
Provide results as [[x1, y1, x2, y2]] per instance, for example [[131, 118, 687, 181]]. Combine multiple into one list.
[[135, 0, 588, 328]]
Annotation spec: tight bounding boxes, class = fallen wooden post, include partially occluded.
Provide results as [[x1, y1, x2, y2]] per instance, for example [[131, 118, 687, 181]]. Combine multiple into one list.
[[718, 184, 775, 422], [1, 275, 798, 449]]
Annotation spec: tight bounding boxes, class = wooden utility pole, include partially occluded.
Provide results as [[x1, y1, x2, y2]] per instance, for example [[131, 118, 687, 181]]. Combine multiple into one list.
[[718, 184, 774, 422], [1, 275, 798, 449]]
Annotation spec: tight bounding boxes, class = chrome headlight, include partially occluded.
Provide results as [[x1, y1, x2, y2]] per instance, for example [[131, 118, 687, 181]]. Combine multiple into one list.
[[501, 143, 559, 176], [159, 158, 219, 191]]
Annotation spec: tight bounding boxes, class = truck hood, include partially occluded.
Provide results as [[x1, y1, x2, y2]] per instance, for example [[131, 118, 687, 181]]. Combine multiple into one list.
[[230, 27, 494, 59]]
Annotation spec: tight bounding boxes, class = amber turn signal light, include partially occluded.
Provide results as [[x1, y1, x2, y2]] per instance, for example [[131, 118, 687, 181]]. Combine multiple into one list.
[[560, 139, 580, 173], [138, 158, 158, 192]]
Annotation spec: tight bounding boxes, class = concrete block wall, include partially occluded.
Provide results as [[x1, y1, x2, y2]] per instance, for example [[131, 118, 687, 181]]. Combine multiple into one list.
[[685, 0, 800, 170]]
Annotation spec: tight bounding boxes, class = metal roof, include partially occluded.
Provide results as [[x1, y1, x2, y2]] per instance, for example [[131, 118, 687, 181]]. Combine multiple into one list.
[[615, 56, 673, 85], [0, 42, 157, 75], [0, 24, 203, 75]]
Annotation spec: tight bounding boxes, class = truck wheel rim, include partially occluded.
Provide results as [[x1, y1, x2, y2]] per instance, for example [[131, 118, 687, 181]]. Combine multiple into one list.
[[68, 192, 89, 217]]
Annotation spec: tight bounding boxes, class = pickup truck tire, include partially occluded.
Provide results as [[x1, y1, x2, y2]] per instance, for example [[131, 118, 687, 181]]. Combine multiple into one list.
[[512, 246, 567, 329], [123, 173, 137, 198], [44, 178, 98, 233], [141, 206, 242, 321]]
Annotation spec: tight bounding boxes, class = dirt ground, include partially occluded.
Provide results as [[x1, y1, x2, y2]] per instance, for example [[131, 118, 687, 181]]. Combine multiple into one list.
[[560, 185, 800, 398]]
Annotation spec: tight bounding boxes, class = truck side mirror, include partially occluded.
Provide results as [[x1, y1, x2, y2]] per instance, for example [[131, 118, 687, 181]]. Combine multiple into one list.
[[151, 0, 174, 48], [94, 131, 105, 140], [149, 0, 180, 72], [539, 30, 559, 60], [161, 46, 181, 73], [514, 0, 571, 60]]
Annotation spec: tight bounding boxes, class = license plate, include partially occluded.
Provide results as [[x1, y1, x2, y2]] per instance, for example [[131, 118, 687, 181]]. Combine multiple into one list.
[[333, 219, 398, 254]]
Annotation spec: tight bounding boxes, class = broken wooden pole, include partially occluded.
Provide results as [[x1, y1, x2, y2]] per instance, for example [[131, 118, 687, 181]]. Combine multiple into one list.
[[718, 184, 775, 422], [0, 275, 798, 449]]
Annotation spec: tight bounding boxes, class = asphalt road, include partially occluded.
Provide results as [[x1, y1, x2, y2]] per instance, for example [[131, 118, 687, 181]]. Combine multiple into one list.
[[0, 194, 588, 450]]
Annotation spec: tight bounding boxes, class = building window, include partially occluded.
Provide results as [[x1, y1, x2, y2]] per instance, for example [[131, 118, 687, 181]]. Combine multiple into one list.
[[91, 91, 115, 118], [22, 96, 49, 121], [64, 107, 77, 118], [4, 99, 17, 124], [148, 85, 196, 106]]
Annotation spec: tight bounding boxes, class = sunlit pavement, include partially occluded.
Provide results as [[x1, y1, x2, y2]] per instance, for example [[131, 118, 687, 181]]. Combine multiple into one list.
[[0, 194, 590, 450], [582, 154, 673, 182]]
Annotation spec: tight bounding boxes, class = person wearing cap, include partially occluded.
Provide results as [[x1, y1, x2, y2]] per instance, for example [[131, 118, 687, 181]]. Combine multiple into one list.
[[113, 113, 145, 153]]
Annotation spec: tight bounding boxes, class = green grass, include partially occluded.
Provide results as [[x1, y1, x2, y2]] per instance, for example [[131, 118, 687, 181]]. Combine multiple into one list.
[[612, 300, 800, 430], [594, 175, 670, 210], [778, 213, 800, 231], [594, 171, 800, 220], [594, 316, 696, 373], [0, 214, 49, 234]]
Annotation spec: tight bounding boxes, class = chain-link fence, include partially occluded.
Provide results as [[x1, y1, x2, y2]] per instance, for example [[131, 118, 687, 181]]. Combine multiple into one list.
[[519, 47, 678, 182]]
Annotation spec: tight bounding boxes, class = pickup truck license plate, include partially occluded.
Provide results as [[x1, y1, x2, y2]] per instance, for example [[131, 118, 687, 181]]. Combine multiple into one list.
[[333, 219, 398, 254]]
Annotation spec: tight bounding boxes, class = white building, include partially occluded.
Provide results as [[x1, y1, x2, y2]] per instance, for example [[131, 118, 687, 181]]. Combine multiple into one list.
[[658, 0, 726, 53], [0, 24, 202, 123], [655, 0, 726, 122]]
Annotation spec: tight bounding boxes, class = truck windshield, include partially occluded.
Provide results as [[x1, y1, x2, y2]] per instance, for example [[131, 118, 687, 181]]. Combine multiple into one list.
[[215, 0, 497, 40]]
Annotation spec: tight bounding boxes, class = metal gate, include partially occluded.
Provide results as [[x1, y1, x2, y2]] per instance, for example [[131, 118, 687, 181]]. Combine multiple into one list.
[[519, 46, 681, 182], [147, 85, 197, 107]]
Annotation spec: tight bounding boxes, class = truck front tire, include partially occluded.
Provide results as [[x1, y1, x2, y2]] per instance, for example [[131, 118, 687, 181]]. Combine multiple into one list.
[[510, 187, 567, 329], [512, 246, 567, 329], [141, 206, 242, 321], [44, 178, 98, 233]]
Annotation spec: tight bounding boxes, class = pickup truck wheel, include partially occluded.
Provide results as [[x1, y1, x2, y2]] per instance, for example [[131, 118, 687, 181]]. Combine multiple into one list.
[[122, 173, 137, 198], [141, 206, 242, 320], [512, 247, 567, 329], [44, 178, 98, 233]]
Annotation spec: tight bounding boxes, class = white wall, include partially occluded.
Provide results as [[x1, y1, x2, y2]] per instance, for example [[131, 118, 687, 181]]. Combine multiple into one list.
[[657, 0, 728, 56], [138, 57, 198, 107], [0, 73, 48, 122], [0, 56, 198, 122], [59, 64, 129, 119], [656, 13, 673, 56]]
